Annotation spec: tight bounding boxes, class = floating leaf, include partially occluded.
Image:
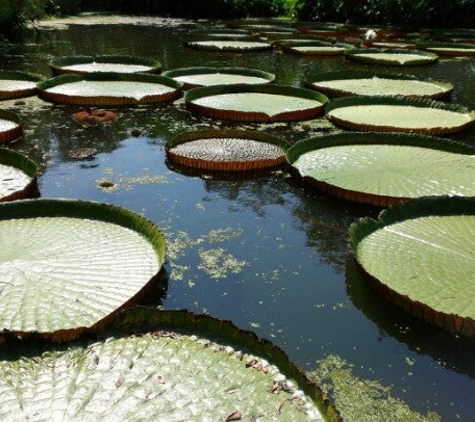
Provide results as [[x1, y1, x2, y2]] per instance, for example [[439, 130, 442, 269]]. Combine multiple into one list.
[[0, 148, 38, 202], [0, 71, 45, 100], [345, 48, 439, 66]]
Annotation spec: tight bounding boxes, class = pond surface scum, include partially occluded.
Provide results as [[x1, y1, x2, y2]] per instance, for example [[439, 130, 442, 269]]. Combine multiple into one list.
[[2, 14, 475, 420]]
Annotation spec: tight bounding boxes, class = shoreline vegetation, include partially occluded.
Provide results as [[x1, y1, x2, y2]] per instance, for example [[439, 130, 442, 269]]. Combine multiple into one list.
[[1, 0, 473, 38]]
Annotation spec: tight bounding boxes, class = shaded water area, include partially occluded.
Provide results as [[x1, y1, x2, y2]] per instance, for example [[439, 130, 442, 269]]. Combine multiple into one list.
[[2, 14, 475, 420]]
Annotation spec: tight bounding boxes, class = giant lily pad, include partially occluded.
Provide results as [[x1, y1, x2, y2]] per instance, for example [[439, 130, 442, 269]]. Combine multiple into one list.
[[0, 148, 38, 202], [49, 55, 162, 75], [349, 196, 475, 337], [162, 66, 275, 89], [0, 110, 23, 144], [286, 132, 475, 206], [183, 39, 272, 52], [185, 84, 329, 122], [0, 71, 45, 100], [0, 199, 166, 341], [0, 308, 340, 421], [166, 129, 289, 171], [345, 48, 439, 66], [325, 96, 475, 135], [281, 41, 349, 55], [305, 71, 453, 99], [417, 42, 475, 56], [37, 72, 182, 106]]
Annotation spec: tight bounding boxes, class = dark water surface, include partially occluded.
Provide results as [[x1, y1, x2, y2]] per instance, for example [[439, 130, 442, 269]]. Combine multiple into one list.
[[2, 15, 475, 420]]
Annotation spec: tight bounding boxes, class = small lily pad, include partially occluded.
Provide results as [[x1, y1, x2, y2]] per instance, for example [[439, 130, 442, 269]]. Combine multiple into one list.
[[282, 41, 349, 55], [166, 129, 289, 171]]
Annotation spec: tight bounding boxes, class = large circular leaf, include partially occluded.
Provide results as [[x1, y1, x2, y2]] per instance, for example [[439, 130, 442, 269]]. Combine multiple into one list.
[[183, 39, 272, 52], [287, 132, 475, 206], [185, 84, 329, 122], [325, 96, 475, 135], [162, 66, 275, 89], [349, 196, 475, 337], [305, 71, 453, 99], [0, 148, 38, 202], [345, 48, 439, 66], [0, 308, 340, 421], [0, 71, 45, 100], [0, 199, 166, 341], [49, 55, 162, 75], [0, 110, 23, 145], [417, 42, 475, 56], [38, 72, 183, 106]]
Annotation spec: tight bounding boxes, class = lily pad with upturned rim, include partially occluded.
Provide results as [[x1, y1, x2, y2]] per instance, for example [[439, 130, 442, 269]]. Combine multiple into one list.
[[0, 71, 45, 100], [162, 66, 275, 89], [349, 196, 475, 337], [0, 110, 23, 145], [0, 307, 341, 421], [305, 71, 453, 99], [325, 96, 475, 135], [49, 55, 162, 75], [37, 72, 183, 106], [345, 48, 439, 66], [166, 129, 289, 171], [0, 148, 38, 202], [281, 41, 350, 55], [0, 199, 166, 342], [286, 132, 475, 206], [185, 84, 329, 122], [416, 42, 475, 56], [183, 39, 272, 52]]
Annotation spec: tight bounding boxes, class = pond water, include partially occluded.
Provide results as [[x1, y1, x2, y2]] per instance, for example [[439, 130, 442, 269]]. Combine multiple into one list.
[[2, 15, 475, 420]]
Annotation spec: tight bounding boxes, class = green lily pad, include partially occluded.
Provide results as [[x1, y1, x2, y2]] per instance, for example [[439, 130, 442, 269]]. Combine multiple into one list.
[[0, 199, 166, 341], [0, 148, 38, 202], [0, 110, 23, 145], [49, 55, 162, 75], [0, 71, 45, 100], [183, 39, 272, 52], [345, 48, 439, 66], [286, 132, 475, 206], [0, 308, 340, 421], [417, 42, 475, 56], [185, 84, 329, 122], [166, 129, 289, 171], [305, 71, 453, 99], [349, 196, 475, 337], [162, 66, 275, 89], [38, 72, 182, 106], [282, 41, 349, 55], [325, 96, 475, 135]]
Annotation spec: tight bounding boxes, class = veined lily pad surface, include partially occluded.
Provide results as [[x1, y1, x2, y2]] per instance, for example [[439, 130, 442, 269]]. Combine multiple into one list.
[[0, 199, 166, 341], [162, 66, 275, 89], [0, 148, 38, 202], [325, 96, 475, 135], [305, 71, 453, 99], [0, 308, 340, 421], [349, 196, 475, 337], [0, 71, 45, 100], [345, 48, 439, 66], [49, 55, 162, 75], [0, 110, 23, 145], [185, 84, 329, 122], [166, 129, 289, 171], [38, 73, 182, 106], [287, 132, 475, 206], [183, 39, 272, 52]]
